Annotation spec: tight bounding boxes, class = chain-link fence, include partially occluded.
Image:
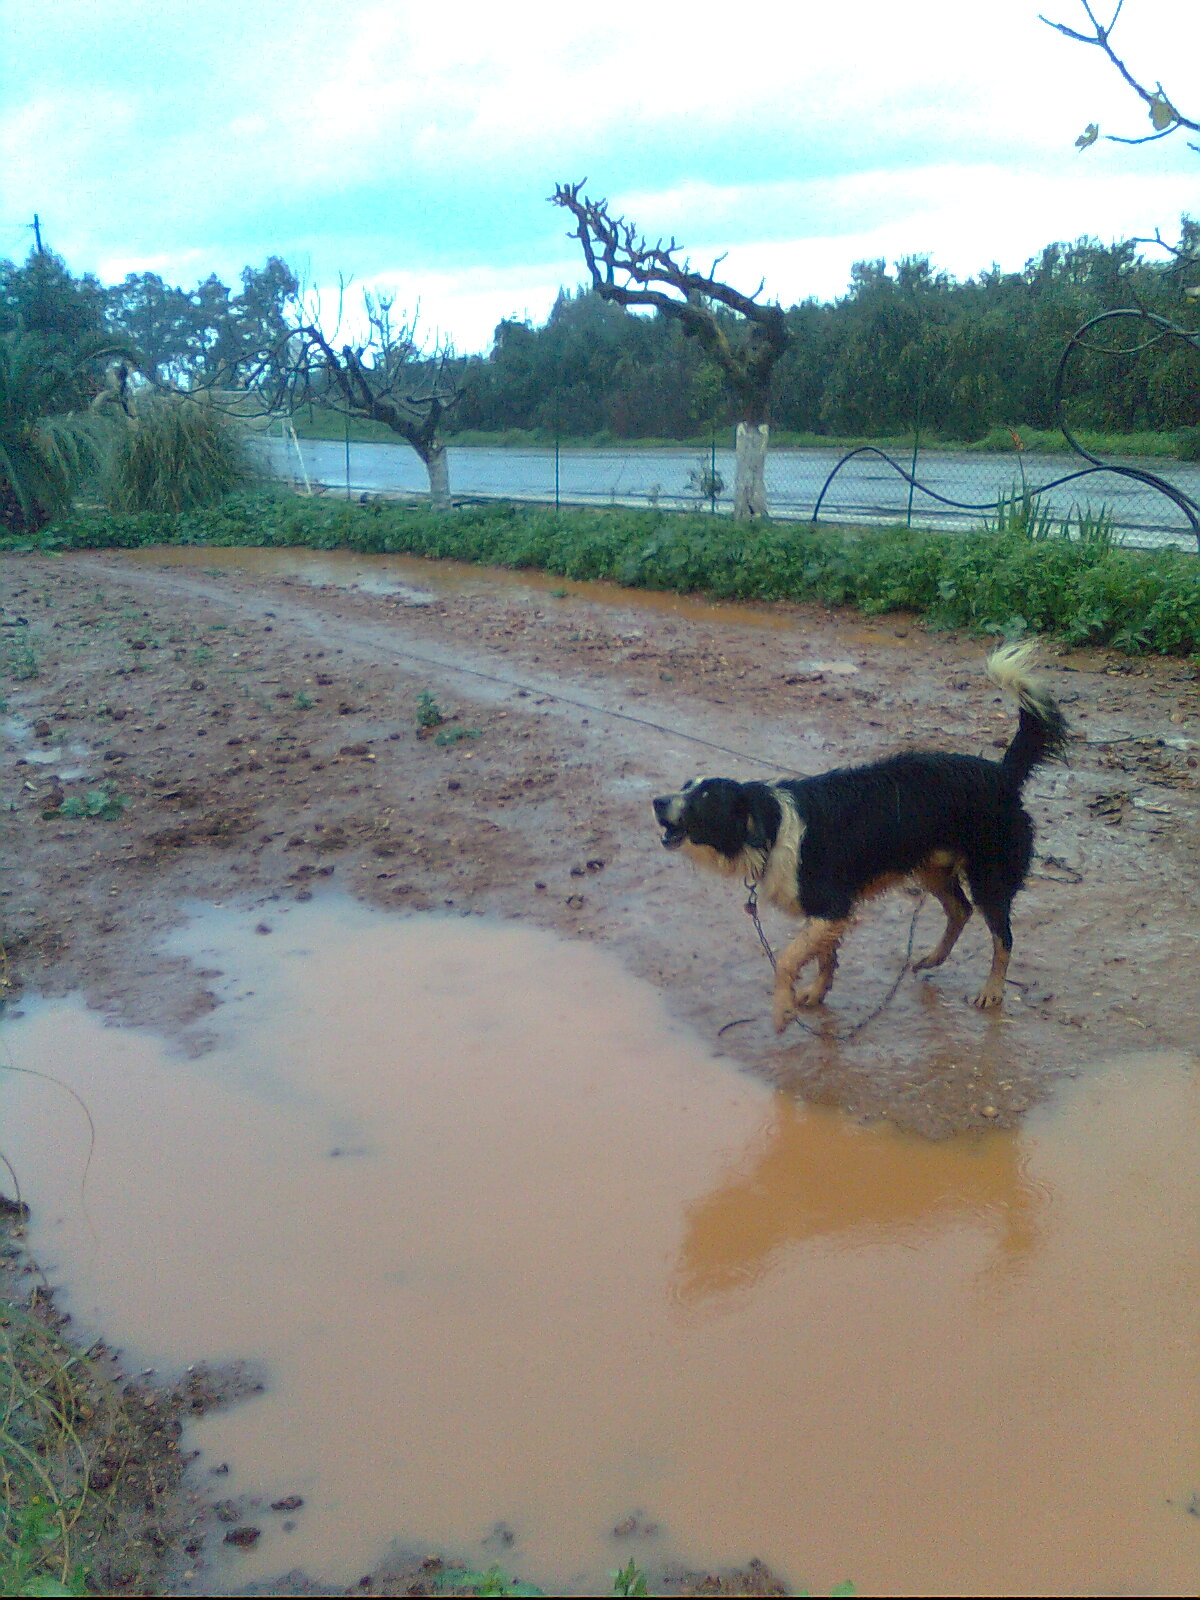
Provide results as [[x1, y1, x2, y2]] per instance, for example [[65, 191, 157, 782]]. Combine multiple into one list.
[[256, 430, 1200, 554]]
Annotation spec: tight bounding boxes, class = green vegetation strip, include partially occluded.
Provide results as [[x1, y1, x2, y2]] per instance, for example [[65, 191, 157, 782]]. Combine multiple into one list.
[[10, 492, 1200, 656]]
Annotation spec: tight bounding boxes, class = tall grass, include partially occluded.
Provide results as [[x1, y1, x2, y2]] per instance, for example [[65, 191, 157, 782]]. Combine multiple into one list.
[[102, 393, 258, 514]]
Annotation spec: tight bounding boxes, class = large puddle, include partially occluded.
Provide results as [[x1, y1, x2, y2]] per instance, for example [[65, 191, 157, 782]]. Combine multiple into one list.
[[1, 899, 1197, 1596]]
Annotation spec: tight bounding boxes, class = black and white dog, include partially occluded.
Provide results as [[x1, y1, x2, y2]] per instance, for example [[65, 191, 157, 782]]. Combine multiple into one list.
[[652, 642, 1069, 1032]]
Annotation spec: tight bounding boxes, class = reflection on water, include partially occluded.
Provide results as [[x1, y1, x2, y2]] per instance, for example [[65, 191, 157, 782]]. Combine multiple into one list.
[[673, 1093, 1043, 1305], [1, 899, 1197, 1597]]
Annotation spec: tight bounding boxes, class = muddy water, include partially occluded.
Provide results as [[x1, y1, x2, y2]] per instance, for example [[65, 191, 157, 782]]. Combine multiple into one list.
[[123, 542, 803, 630], [2, 900, 1198, 1596]]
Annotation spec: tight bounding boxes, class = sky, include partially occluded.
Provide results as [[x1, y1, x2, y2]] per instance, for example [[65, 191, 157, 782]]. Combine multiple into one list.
[[2, 0, 1197, 355]]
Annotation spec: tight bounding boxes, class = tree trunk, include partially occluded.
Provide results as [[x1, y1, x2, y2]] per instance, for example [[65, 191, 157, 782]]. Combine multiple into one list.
[[733, 422, 769, 519], [423, 440, 451, 511]]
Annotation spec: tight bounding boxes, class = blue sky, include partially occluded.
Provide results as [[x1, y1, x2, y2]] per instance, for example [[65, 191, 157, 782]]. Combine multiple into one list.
[[2, 0, 1196, 354]]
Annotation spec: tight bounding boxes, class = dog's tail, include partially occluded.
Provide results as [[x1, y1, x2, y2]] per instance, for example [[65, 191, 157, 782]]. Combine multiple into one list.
[[986, 640, 1069, 788]]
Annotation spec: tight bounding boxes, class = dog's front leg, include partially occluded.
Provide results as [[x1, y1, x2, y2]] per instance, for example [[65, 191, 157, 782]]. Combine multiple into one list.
[[773, 918, 849, 1032]]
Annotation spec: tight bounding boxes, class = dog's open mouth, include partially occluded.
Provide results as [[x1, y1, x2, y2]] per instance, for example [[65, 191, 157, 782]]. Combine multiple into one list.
[[659, 823, 686, 850]]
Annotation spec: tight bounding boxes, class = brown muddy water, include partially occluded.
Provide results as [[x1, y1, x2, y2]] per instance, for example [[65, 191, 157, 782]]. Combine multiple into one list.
[[124, 542, 806, 630], [1, 898, 1197, 1596]]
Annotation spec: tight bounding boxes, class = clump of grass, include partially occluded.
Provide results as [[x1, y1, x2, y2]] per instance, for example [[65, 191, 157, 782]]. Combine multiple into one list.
[[434, 726, 481, 747], [434, 1565, 544, 1596], [3, 640, 39, 681], [612, 1558, 650, 1596], [101, 393, 258, 515], [0, 1301, 103, 1597]]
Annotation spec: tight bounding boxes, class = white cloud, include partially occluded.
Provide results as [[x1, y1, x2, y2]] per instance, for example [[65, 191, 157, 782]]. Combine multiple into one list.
[[3, 0, 1197, 352]]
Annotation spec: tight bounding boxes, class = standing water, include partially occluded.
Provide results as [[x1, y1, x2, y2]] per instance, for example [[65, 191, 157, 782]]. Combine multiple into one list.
[[1, 898, 1197, 1595]]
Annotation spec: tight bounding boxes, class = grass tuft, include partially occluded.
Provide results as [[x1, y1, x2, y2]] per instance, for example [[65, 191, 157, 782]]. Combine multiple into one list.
[[101, 393, 259, 515]]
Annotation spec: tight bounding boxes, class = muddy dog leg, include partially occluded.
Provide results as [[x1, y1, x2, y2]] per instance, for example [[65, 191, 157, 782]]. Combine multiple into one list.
[[773, 918, 850, 1032], [972, 901, 1014, 1008], [911, 862, 973, 974]]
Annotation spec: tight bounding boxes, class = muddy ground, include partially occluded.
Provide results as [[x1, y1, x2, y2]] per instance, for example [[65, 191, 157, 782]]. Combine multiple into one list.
[[2, 545, 1199, 1594]]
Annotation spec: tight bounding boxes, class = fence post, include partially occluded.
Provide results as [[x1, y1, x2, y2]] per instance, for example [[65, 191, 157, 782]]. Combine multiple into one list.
[[554, 412, 560, 511], [710, 426, 718, 513], [906, 379, 922, 528], [344, 409, 351, 501]]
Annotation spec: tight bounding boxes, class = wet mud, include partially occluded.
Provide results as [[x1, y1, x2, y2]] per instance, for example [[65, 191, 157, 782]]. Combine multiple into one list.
[[2, 545, 1200, 1593]]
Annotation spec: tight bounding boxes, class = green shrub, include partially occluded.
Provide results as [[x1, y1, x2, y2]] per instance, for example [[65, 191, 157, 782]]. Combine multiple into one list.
[[17, 491, 1200, 656], [0, 330, 119, 536], [101, 393, 258, 514]]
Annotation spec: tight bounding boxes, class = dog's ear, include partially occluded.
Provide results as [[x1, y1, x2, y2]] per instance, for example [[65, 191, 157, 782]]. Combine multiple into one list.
[[743, 785, 781, 851]]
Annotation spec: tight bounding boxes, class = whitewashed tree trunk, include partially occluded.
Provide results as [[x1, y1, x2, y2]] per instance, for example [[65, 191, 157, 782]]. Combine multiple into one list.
[[733, 422, 770, 519], [424, 441, 451, 510]]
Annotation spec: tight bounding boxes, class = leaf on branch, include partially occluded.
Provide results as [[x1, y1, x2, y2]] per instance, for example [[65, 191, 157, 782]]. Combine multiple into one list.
[[1148, 93, 1178, 131], [1075, 122, 1100, 150]]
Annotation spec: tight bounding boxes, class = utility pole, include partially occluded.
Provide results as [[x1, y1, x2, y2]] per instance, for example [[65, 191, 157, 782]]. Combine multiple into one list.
[[30, 214, 44, 253]]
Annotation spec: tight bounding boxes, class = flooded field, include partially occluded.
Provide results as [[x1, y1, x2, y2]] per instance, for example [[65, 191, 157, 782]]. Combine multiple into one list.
[[3, 898, 1198, 1596]]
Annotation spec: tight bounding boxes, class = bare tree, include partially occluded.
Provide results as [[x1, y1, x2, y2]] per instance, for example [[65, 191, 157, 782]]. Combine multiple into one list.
[[257, 284, 463, 509], [551, 182, 789, 518], [1041, 1, 1199, 153]]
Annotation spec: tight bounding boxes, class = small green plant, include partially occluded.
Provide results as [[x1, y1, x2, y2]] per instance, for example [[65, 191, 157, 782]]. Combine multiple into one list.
[[433, 726, 482, 747], [192, 646, 212, 666], [611, 1557, 650, 1596], [294, 690, 315, 709], [988, 487, 1057, 541], [57, 784, 126, 821], [434, 1565, 544, 1597], [417, 691, 445, 730], [3, 638, 40, 681]]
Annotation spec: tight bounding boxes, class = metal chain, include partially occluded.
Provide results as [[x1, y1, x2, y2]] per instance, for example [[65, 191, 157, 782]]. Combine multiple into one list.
[[725, 887, 926, 1043]]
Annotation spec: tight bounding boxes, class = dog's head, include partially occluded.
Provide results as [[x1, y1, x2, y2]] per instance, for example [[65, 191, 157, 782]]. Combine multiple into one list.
[[653, 778, 781, 866]]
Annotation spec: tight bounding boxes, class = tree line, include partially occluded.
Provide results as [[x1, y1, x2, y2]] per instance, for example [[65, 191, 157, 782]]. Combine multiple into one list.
[[3, 219, 1199, 453], [457, 225, 1200, 442]]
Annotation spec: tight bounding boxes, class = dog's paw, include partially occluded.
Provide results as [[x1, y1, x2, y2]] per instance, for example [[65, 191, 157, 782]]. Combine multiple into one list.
[[794, 981, 828, 1009], [911, 951, 943, 973], [772, 997, 797, 1033], [972, 982, 1005, 1009]]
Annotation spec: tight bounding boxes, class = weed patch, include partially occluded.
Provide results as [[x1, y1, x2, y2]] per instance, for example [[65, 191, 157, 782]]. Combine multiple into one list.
[[3, 636, 40, 682], [17, 492, 1200, 655], [51, 785, 127, 822]]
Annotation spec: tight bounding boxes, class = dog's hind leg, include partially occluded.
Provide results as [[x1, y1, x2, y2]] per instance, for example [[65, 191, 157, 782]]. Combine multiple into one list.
[[911, 860, 973, 974], [966, 821, 1030, 1008], [773, 918, 850, 1032]]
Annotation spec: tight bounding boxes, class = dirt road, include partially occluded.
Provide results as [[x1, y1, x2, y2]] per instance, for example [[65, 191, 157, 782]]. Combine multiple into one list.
[[4, 545, 1198, 1138]]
